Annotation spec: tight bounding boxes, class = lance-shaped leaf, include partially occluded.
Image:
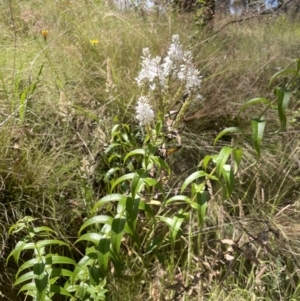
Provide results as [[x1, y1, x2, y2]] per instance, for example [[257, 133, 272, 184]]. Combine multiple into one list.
[[110, 173, 135, 193], [275, 87, 292, 133], [126, 196, 140, 235], [76, 233, 103, 245], [98, 238, 111, 277], [240, 97, 271, 113], [221, 164, 234, 198], [49, 284, 73, 298], [166, 195, 191, 205], [216, 146, 234, 177], [78, 215, 113, 235], [180, 171, 207, 194], [159, 212, 186, 244], [251, 117, 266, 159], [16, 255, 75, 279], [14, 271, 35, 286], [150, 156, 171, 174], [35, 274, 48, 295], [124, 149, 145, 163], [89, 266, 101, 286], [111, 218, 126, 254], [269, 68, 298, 88], [93, 194, 126, 212], [33, 262, 45, 276], [194, 190, 208, 228], [131, 169, 147, 199], [232, 148, 243, 174], [214, 127, 243, 146], [104, 167, 120, 183]]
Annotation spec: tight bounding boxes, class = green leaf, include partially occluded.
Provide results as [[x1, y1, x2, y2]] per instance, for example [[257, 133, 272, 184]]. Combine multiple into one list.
[[124, 149, 145, 162], [78, 281, 88, 299], [240, 97, 271, 113], [202, 155, 212, 170], [216, 146, 234, 177], [86, 283, 108, 299], [111, 124, 120, 136], [16, 255, 75, 280], [33, 262, 45, 276], [180, 171, 207, 193], [150, 156, 171, 174], [143, 177, 157, 186], [49, 284, 73, 297], [195, 191, 208, 227], [8, 216, 38, 235], [14, 271, 35, 286], [50, 268, 73, 278], [105, 143, 120, 155], [214, 127, 243, 146], [110, 173, 135, 192], [98, 238, 111, 277], [45, 254, 76, 265], [221, 164, 234, 198], [126, 197, 138, 233], [7, 239, 27, 264], [160, 212, 186, 244], [251, 117, 266, 159], [111, 218, 126, 254], [166, 195, 191, 204], [108, 153, 121, 164], [98, 238, 111, 255], [147, 143, 158, 155], [35, 274, 48, 293], [275, 87, 292, 133], [18, 282, 36, 293], [155, 119, 163, 136], [13, 240, 68, 254], [35, 240, 68, 249], [70, 260, 90, 283], [131, 169, 147, 198], [93, 194, 126, 212], [33, 226, 56, 234], [78, 215, 113, 235], [89, 266, 101, 286], [269, 69, 298, 88], [75, 233, 103, 245], [232, 148, 243, 174], [17, 258, 38, 278], [104, 167, 120, 182]]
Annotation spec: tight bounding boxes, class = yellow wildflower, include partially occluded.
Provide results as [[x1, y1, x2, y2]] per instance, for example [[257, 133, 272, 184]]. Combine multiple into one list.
[[90, 39, 99, 46], [41, 29, 48, 42]]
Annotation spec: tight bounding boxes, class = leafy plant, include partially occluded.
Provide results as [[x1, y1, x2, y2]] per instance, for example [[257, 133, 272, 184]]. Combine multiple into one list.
[[7, 216, 108, 301], [6, 30, 298, 301]]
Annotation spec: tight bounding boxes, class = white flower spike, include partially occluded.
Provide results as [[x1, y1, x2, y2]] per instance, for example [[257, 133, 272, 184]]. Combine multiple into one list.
[[136, 48, 163, 90], [135, 96, 155, 126], [178, 51, 202, 91]]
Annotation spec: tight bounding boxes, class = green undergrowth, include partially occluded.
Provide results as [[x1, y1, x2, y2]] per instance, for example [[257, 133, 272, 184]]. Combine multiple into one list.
[[1, 0, 300, 300]]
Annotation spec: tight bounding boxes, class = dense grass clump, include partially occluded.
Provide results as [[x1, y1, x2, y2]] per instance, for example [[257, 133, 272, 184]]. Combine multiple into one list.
[[1, 0, 300, 300]]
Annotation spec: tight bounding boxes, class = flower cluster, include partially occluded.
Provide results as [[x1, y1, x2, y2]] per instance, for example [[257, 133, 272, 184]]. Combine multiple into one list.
[[136, 48, 163, 90], [135, 35, 202, 127], [177, 51, 202, 91], [136, 34, 202, 92], [135, 96, 155, 126]]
